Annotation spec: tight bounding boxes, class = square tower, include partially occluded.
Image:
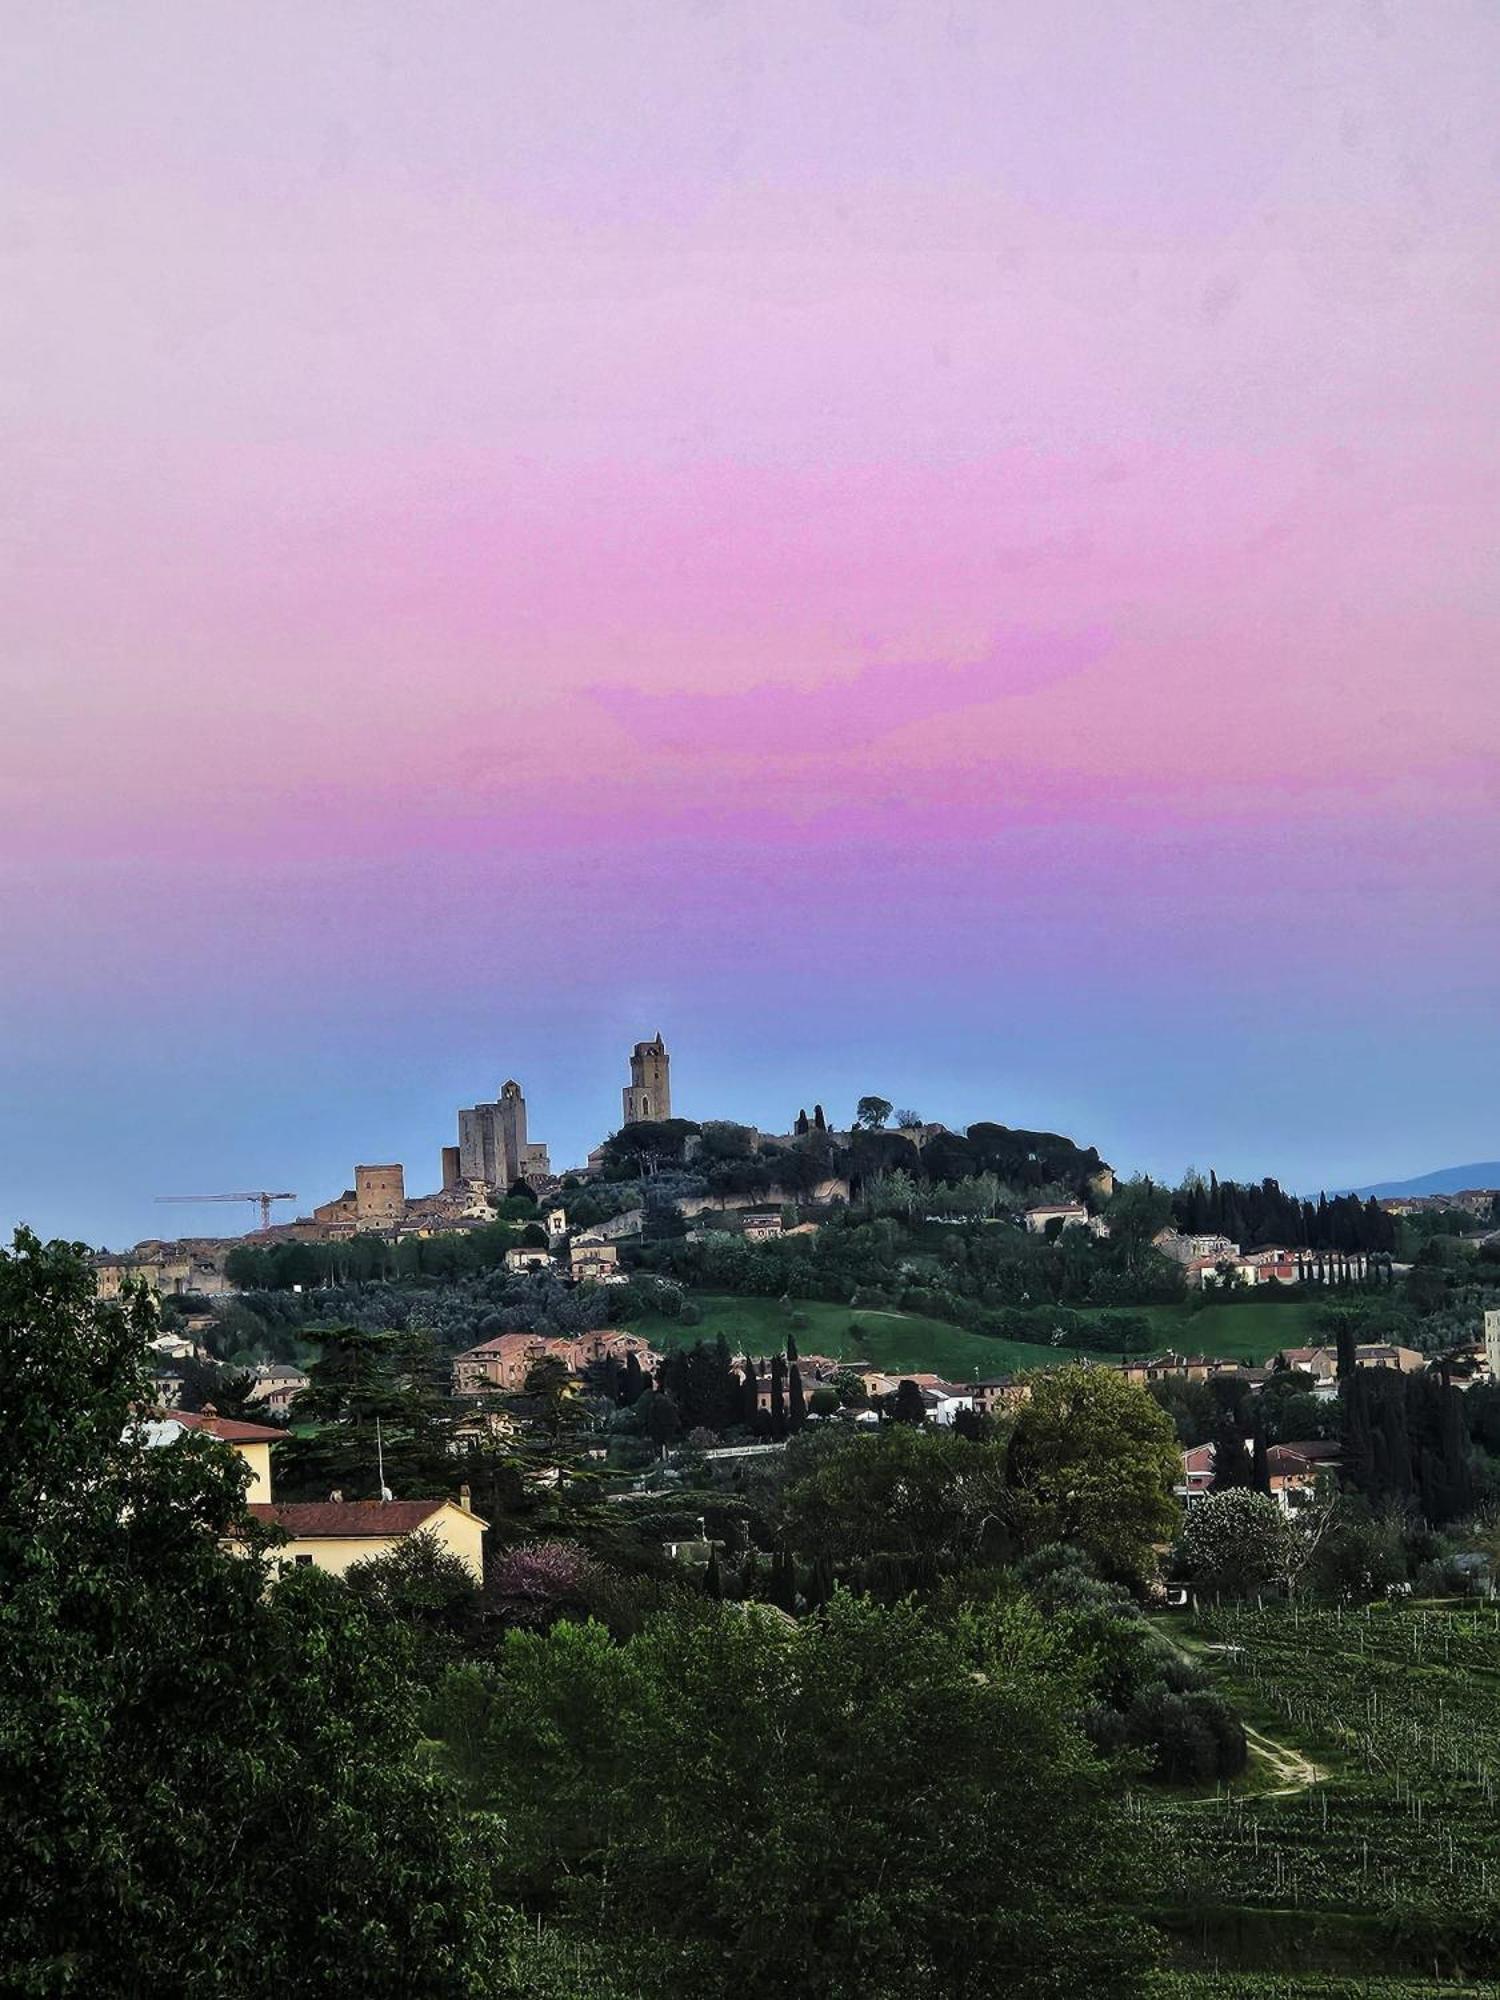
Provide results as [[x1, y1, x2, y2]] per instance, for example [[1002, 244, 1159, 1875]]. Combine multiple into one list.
[[623, 1034, 671, 1125]]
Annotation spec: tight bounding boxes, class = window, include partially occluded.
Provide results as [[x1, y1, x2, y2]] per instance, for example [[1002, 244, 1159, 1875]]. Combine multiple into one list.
[[293, 1553, 314, 1567]]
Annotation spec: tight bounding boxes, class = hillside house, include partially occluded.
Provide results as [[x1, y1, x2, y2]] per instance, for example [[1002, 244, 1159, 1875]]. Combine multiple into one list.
[[248, 1496, 487, 1580], [246, 1364, 310, 1417], [741, 1211, 785, 1243], [1276, 1344, 1425, 1401], [1024, 1203, 1092, 1235], [142, 1409, 283, 1503], [504, 1245, 555, 1276], [970, 1376, 1032, 1419], [452, 1328, 658, 1397]]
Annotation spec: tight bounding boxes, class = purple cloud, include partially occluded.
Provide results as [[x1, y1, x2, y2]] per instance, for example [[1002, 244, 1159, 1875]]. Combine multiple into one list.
[[587, 629, 1106, 758]]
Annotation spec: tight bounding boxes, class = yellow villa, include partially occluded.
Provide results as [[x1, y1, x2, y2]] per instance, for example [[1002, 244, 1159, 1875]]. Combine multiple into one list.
[[143, 1408, 282, 1501], [246, 1495, 487, 1580], [143, 1406, 487, 1580]]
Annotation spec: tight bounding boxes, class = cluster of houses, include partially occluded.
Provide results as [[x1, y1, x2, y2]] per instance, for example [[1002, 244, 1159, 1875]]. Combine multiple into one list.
[[1151, 1230, 1379, 1289], [1177, 1438, 1341, 1512], [451, 1326, 661, 1396], [1135, 1324, 1500, 1516], [1119, 1341, 1426, 1400]]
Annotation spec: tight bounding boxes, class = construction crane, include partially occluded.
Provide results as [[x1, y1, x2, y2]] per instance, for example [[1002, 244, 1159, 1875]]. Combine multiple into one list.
[[155, 1191, 297, 1232]]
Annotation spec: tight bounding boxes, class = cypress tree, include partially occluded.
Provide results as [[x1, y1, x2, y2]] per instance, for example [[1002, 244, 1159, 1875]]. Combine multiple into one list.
[[769, 1541, 797, 1613], [786, 1328, 799, 1365], [788, 1363, 807, 1433], [1336, 1319, 1358, 1381], [1251, 1414, 1271, 1497], [739, 1357, 759, 1429], [770, 1353, 787, 1441], [1438, 1386, 1474, 1524], [1210, 1410, 1251, 1490], [622, 1350, 646, 1406], [704, 1547, 723, 1601]]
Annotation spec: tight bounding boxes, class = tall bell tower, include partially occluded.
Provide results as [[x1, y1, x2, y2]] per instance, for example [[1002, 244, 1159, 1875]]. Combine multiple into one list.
[[623, 1033, 671, 1125]]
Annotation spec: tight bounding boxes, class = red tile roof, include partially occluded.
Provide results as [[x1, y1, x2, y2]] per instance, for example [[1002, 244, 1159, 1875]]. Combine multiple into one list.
[[162, 1410, 285, 1443], [247, 1499, 449, 1536]]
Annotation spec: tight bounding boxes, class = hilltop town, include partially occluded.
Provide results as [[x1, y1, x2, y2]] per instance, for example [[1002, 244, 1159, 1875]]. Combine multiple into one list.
[[12, 1033, 1500, 1994], [84, 1030, 1500, 1538]]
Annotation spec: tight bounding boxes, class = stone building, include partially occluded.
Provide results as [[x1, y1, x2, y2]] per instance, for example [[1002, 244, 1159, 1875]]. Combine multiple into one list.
[[93, 1240, 234, 1300], [456, 1079, 551, 1188], [622, 1034, 671, 1125], [355, 1163, 405, 1226]]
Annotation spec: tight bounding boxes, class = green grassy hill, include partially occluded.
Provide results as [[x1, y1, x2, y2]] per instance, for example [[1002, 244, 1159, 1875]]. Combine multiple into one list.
[[1121, 1298, 1325, 1361], [632, 1293, 1324, 1378]]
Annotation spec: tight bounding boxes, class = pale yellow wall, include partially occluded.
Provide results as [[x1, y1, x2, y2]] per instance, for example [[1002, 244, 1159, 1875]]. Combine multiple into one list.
[[270, 1532, 406, 1577], [267, 1504, 486, 1582], [234, 1441, 273, 1503], [429, 1505, 485, 1580]]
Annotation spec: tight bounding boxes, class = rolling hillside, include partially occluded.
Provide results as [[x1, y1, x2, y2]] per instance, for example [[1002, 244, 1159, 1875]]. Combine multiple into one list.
[[634, 1293, 1322, 1378]]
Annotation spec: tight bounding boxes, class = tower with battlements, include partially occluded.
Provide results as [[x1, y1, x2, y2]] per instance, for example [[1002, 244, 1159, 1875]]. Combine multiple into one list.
[[622, 1034, 671, 1125]]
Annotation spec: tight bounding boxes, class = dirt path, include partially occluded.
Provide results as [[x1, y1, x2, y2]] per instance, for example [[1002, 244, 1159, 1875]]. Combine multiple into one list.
[[1155, 1625, 1327, 1797], [1241, 1721, 1326, 1795]]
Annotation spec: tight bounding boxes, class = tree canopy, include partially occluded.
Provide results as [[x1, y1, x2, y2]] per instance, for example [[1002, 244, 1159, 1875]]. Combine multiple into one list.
[[0, 1230, 519, 1997], [437, 1592, 1153, 1999], [1006, 1366, 1180, 1582]]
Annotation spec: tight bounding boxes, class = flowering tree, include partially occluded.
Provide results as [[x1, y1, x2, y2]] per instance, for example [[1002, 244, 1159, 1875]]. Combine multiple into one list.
[[1175, 1489, 1296, 1599]]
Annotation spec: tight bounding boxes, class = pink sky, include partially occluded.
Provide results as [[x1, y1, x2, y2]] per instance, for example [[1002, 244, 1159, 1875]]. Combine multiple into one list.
[[2, 2, 1497, 1243]]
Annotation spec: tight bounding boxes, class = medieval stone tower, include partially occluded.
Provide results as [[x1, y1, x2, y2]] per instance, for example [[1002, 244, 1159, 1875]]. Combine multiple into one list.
[[622, 1034, 671, 1125]]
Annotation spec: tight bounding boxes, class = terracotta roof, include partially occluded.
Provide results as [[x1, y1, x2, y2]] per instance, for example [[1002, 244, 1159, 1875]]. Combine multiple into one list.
[[248, 1499, 451, 1536], [162, 1410, 285, 1443]]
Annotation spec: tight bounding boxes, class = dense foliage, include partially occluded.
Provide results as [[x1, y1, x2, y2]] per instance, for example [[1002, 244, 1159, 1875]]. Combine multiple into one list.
[[0, 1231, 518, 1997], [436, 1592, 1156, 1999]]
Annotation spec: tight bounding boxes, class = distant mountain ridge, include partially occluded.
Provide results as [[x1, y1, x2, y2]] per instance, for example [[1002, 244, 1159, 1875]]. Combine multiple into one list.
[[1340, 1162, 1500, 1199]]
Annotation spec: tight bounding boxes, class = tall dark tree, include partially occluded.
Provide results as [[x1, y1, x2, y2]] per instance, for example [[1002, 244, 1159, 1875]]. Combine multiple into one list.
[[769, 1353, 788, 1442], [788, 1362, 807, 1433], [622, 1349, 647, 1406], [890, 1379, 928, 1427], [1250, 1414, 1271, 1497], [739, 1356, 759, 1429], [1209, 1410, 1251, 1491], [1335, 1318, 1358, 1381]]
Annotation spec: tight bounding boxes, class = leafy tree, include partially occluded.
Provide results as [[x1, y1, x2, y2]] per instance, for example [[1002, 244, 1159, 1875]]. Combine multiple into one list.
[[437, 1593, 1154, 1998], [1300, 1500, 1409, 1603], [1121, 1685, 1247, 1784], [170, 1351, 261, 1418], [277, 1322, 455, 1500], [1006, 1367, 1180, 1583], [0, 1229, 516, 1996], [781, 1426, 1010, 1590], [889, 1378, 928, 1426], [521, 1353, 580, 1440], [1174, 1489, 1296, 1599], [1104, 1178, 1174, 1267], [345, 1528, 482, 1663], [854, 1095, 893, 1132]]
